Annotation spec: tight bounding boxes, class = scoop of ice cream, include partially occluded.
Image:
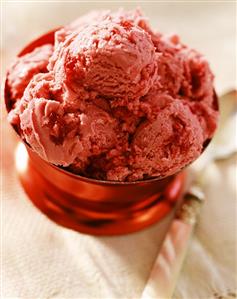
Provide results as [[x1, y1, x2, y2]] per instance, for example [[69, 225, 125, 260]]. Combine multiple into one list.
[[129, 99, 204, 180], [7, 44, 53, 101], [49, 12, 158, 107], [51, 8, 154, 73], [150, 34, 217, 140], [7, 9, 219, 181], [18, 73, 118, 168]]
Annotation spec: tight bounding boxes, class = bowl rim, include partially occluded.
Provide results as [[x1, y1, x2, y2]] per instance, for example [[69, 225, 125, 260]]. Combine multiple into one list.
[[26, 142, 174, 186]]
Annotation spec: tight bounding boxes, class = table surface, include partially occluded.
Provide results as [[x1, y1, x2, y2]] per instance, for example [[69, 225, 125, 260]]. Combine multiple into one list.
[[1, 2, 236, 298]]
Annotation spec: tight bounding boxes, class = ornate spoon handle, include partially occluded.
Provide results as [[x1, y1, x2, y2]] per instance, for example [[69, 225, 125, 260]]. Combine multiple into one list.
[[141, 187, 204, 299]]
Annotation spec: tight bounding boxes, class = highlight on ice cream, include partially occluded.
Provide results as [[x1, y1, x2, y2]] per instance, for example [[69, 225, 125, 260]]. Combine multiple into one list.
[[7, 9, 218, 182]]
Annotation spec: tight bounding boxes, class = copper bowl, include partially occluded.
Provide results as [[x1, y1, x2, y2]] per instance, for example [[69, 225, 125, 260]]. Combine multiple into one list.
[[13, 142, 186, 235], [5, 29, 217, 235]]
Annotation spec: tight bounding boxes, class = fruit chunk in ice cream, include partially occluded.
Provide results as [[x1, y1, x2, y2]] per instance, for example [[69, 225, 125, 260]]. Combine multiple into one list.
[[7, 9, 218, 181]]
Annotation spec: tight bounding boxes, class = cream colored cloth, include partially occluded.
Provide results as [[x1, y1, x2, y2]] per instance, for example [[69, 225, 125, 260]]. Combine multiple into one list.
[[1, 2, 236, 298]]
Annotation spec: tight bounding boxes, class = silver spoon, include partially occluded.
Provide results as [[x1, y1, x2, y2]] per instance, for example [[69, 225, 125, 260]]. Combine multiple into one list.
[[141, 90, 237, 299]]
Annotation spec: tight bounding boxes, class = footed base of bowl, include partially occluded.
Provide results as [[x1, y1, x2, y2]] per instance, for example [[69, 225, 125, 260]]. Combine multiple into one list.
[[15, 143, 186, 236]]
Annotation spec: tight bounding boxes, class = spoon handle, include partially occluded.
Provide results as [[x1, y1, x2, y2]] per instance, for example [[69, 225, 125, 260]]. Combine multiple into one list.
[[141, 188, 204, 299]]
